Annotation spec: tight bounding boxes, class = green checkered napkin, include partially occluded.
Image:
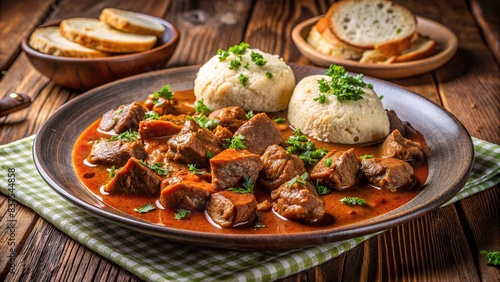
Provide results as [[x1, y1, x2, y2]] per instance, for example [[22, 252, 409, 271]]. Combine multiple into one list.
[[1, 136, 499, 281]]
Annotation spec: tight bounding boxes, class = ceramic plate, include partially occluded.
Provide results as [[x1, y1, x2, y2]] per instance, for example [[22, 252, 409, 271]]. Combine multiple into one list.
[[33, 64, 473, 249], [292, 16, 458, 79]]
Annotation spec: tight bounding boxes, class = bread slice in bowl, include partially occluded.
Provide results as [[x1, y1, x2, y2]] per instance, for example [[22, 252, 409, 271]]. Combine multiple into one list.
[[327, 0, 416, 50], [60, 18, 157, 53], [99, 8, 165, 37], [395, 34, 437, 62], [29, 26, 110, 57]]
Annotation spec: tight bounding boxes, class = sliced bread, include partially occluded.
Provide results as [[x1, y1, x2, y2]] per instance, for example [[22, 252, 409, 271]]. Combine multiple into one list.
[[60, 18, 157, 53], [29, 26, 110, 57], [307, 17, 365, 60], [99, 8, 165, 37], [395, 34, 437, 62], [328, 0, 416, 49]]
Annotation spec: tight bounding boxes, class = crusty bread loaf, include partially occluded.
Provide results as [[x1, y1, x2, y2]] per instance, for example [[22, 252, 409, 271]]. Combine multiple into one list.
[[99, 8, 165, 37], [395, 34, 437, 62], [29, 26, 110, 57], [307, 16, 365, 60], [60, 18, 157, 53], [359, 49, 396, 64], [328, 0, 416, 50]]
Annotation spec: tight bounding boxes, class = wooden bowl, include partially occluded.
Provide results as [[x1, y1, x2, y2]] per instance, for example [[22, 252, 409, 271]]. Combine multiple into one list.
[[21, 16, 179, 91]]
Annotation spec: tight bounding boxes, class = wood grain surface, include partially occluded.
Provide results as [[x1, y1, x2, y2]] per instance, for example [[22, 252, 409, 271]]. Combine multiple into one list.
[[1, 0, 499, 281]]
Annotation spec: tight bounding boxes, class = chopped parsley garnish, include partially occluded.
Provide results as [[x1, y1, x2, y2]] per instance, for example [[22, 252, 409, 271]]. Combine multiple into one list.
[[229, 57, 242, 70], [239, 74, 248, 86], [254, 223, 266, 230], [244, 62, 250, 69], [378, 95, 384, 100], [228, 176, 254, 194], [144, 110, 160, 121], [188, 164, 205, 175], [109, 166, 119, 178], [109, 129, 139, 142], [228, 42, 249, 55], [187, 115, 219, 130], [194, 99, 212, 115], [324, 158, 333, 167], [246, 110, 254, 119], [314, 65, 372, 103], [340, 197, 366, 206], [286, 129, 327, 165], [265, 72, 273, 78], [224, 134, 246, 149], [316, 180, 330, 195], [217, 49, 230, 61], [140, 160, 169, 176], [174, 208, 191, 220], [206, 150, 214, 159], [480, 250, 500, 266], [360, 154, 375, 159], [250, 51, 267, 66], [135, 203, 156, 213], [286, 172, 309, 188], [152, 84, 173, 106], [274, 117, 285, 123]]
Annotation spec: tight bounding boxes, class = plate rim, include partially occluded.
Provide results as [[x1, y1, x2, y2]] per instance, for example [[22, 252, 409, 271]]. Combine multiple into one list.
[[33, 64, 474, 249], [291, 15, 459, 78]]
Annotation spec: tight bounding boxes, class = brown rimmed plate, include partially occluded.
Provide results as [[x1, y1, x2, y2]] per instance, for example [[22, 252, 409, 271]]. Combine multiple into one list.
[[292, 16, 458, 79], [33, 64, 473, 249]]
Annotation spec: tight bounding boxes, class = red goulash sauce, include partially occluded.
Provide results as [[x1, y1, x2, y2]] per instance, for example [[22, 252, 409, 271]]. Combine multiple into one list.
[[72, 90, 428, 234]]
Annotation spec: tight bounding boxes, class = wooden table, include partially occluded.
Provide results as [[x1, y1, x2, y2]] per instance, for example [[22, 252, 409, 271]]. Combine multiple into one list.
[[1, 0, 499, 280]]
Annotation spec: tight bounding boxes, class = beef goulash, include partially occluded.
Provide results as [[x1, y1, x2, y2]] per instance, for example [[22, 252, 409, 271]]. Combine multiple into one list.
[[73, 45, 430, 234]]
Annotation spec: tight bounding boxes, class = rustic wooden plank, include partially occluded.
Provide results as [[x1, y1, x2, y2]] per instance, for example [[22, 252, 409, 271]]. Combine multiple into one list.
[[470, 0, 500, 64], [164, 0, 255, 66], [0, 0, 55, 71]]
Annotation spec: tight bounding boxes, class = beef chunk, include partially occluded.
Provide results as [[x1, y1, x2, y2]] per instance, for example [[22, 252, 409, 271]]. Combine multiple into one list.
[[210, 149, 263, 191], [208, 106, 248, 133], [360, 157, 415, 192], [166, 120, 223, 168], [386, 110, 406, 136], [271, 180, 326, 224], [271, 179, 325, 224], [87, 139, 147, 167], [259, 145, 306, 190], [381, 129, 427, 163], [104, 157, 162, 195], [310, 149, 361, 191], [139, 119, 183, 140], [234, 113, 285, 155], [159, 175, 214, 210], [99, 102, 147, 133], [207, 190, 257, 228]]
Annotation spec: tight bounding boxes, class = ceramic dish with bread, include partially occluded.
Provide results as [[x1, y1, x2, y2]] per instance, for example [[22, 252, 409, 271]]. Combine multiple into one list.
[[22, 8, 179, 90], [292, 0, 458, 79]]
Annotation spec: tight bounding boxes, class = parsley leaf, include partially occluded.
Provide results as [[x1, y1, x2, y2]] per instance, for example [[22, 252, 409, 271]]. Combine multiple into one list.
[[316, 180, 331, 195], [135, 203, 156, 213], [286, 172, 309, 188], [316, 65, 373, 103], [224, 134, 246, 149], [217, 49, 230, 61], [239, 74, 248, 86], [340, 197, 366, 206], [265, 72, 273, 78], [254, 223, 266, 230], [109, 129, 139, 142], [187, 115, 219, 130], [140, 160, 170, 176], [286, 129, 327, 165], [152, 84, 173, 106], [109, 166, 119, 178], [360, 154, 375, 159], [246, 110, 254, 119], [194, 99, 212, 115], [229, 57, 242, 70], [250, 51, 267, 66], [324, 158, 333, 167], [480, 250, 500, 266], [144, 110, 160, 121], [228, 42, 249, 55], [188, 164, 205, 175], [228, 176, 254, 194], [174, 208, 191, 220]]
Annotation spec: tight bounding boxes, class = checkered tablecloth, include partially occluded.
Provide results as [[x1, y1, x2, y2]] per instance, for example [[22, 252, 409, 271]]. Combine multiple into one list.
[[1, 135, 499, 281]]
